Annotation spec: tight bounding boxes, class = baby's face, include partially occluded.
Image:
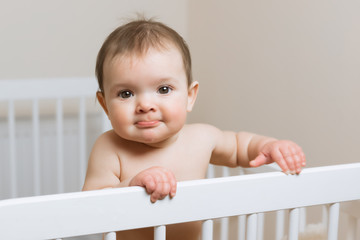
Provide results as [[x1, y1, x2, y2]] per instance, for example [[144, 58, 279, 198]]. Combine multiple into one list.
[[99, 46, 197, 146]]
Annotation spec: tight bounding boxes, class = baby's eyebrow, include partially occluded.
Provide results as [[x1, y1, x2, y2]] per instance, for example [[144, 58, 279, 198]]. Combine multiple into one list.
[[155, 77, 180, 85], [108, 83, 135, 95]]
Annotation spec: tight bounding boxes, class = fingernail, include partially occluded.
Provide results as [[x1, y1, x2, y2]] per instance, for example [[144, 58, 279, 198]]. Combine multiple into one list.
[[284, 170, 290, 175]]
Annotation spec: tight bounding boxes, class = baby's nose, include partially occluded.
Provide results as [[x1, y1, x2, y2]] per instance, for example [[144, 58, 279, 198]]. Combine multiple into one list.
[[136, 96, 157, 113]]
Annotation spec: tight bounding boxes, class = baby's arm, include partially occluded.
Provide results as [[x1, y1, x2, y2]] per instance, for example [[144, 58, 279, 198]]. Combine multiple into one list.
[[82, 132, 176, 203], [209, 127, 306, 174], [237, 132, 306, 174], [82, 132, 123, 191]]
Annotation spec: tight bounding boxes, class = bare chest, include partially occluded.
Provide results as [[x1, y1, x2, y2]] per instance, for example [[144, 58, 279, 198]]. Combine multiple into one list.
[[118, 143, 212, 182]]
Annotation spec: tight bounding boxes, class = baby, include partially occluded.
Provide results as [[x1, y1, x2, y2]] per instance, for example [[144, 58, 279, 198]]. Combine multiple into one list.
[[83, 18, 306, 240]]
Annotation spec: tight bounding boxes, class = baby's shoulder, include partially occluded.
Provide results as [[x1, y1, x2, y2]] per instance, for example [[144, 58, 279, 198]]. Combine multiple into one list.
[[92, 130, 124, 150], [184, 123, 219, 131], [183, 123, 222, 141]]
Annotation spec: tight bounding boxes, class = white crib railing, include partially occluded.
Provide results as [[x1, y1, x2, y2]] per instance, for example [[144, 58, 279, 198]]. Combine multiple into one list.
[[1, 163, 359, 240], [0, 78, 111, 199]]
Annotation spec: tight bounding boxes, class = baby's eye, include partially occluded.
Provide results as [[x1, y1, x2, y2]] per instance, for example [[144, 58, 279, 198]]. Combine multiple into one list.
[[158, 86, 172, 94], [118, 90, 133, 99]]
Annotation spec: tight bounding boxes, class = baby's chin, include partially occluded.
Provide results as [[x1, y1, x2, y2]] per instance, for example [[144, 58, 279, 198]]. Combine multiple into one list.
[[115, 126, 182, 147], [134, 132, 180, 148]]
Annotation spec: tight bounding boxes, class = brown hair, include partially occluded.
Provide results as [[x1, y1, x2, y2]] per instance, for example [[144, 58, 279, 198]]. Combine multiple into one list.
[[95, 18, 192, 93]]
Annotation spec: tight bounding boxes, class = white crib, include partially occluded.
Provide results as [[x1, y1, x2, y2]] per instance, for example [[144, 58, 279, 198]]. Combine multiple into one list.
[[1, 163, 360, 240], [0, 77, 110, 200], [1, 78, 359, 240]]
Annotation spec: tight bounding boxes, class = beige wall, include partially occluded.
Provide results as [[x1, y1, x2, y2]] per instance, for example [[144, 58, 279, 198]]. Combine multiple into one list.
[[188, 0, 360, 167], [1, 0, 359, 168], [0, 0, 188, 79]]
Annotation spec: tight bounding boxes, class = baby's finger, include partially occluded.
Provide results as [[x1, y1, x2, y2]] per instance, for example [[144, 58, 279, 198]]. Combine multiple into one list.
[[279, 147, 296, 174], [291, 146, 304, 174], [165, 170, 177, 198], [249, 153, 268, 167], [270, 148, 290, 174], [151, 182, 170, 203], [141, 174, 157, 194]]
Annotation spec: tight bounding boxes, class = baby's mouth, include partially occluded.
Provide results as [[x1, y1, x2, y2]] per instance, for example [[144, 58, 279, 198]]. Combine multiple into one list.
[[135, 120, 160, 128]]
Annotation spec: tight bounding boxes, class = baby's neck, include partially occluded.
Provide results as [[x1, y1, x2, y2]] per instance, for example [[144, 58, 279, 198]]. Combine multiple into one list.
[[141, 132, 180, 149]]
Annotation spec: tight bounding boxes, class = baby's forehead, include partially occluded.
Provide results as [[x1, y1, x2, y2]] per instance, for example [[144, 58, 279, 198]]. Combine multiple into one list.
[[107, 44, 183, 67]]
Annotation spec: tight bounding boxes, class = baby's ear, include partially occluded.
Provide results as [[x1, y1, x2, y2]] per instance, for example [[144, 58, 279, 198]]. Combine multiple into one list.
[[187, 81, 199, 112], [96, 91, 109, 116]]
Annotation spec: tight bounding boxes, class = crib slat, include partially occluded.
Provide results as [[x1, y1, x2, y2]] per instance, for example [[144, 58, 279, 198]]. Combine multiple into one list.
[[32, 99, 41, 196], [8, 100, 17, 198], [78, 97, 86, 188], [275, 210, 285, 240], [237, 215, 246, 240], [220, 166, 230, 239], [246, 213, 257, 240], [206, 164, 215, 179], [154, 225, 166, 240], [322, 204, 329, 226], [220, 217, 229, 240], [56, 98, 64, 193], [104, 232, 116, 240], [257, 212, 264, 240], [288, 208, 299, 240], [327, 203, 340, 240], [222, 166, 230, 177], [202, 219, 213, 240], [299, 207, 306, 232]]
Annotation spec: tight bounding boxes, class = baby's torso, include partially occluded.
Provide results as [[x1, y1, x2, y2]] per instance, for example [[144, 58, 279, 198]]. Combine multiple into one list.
[[110, 124, 216, 240], [116, 124, 215, 182]]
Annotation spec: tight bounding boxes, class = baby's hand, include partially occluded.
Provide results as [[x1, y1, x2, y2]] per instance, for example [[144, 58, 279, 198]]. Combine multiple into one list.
[[249, 140, 306, 174], [129, 166, 177, 203]]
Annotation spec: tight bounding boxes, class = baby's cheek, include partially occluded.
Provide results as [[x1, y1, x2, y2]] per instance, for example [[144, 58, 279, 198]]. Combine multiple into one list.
[[167, 101, 188, 120]]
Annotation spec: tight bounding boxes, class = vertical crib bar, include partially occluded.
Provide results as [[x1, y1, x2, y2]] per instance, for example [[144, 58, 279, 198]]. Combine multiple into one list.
[[8, 100, 17, 198], [202, 219, 214, 240], [246, 213, 258, 240], [56, 98, 64, 193], [299, 207, 306, 232], [322, 205, 329, 226], [238, 215, 246, 240], [220, 217, 229, 240], [257, 212, 264, 240], [237, 215, 246, 240], [220, 167, 230, 240], [288, 208, 299, 240], [104, 232, 116, 240], [327, 203, 340, 240], [275, 210, 285, 240], [154, 225, 166, 240], [32, 99, 41, 196], [78, 97, 86, 188], [238, 167, 245, 175], [206, 164, 215, 179]]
